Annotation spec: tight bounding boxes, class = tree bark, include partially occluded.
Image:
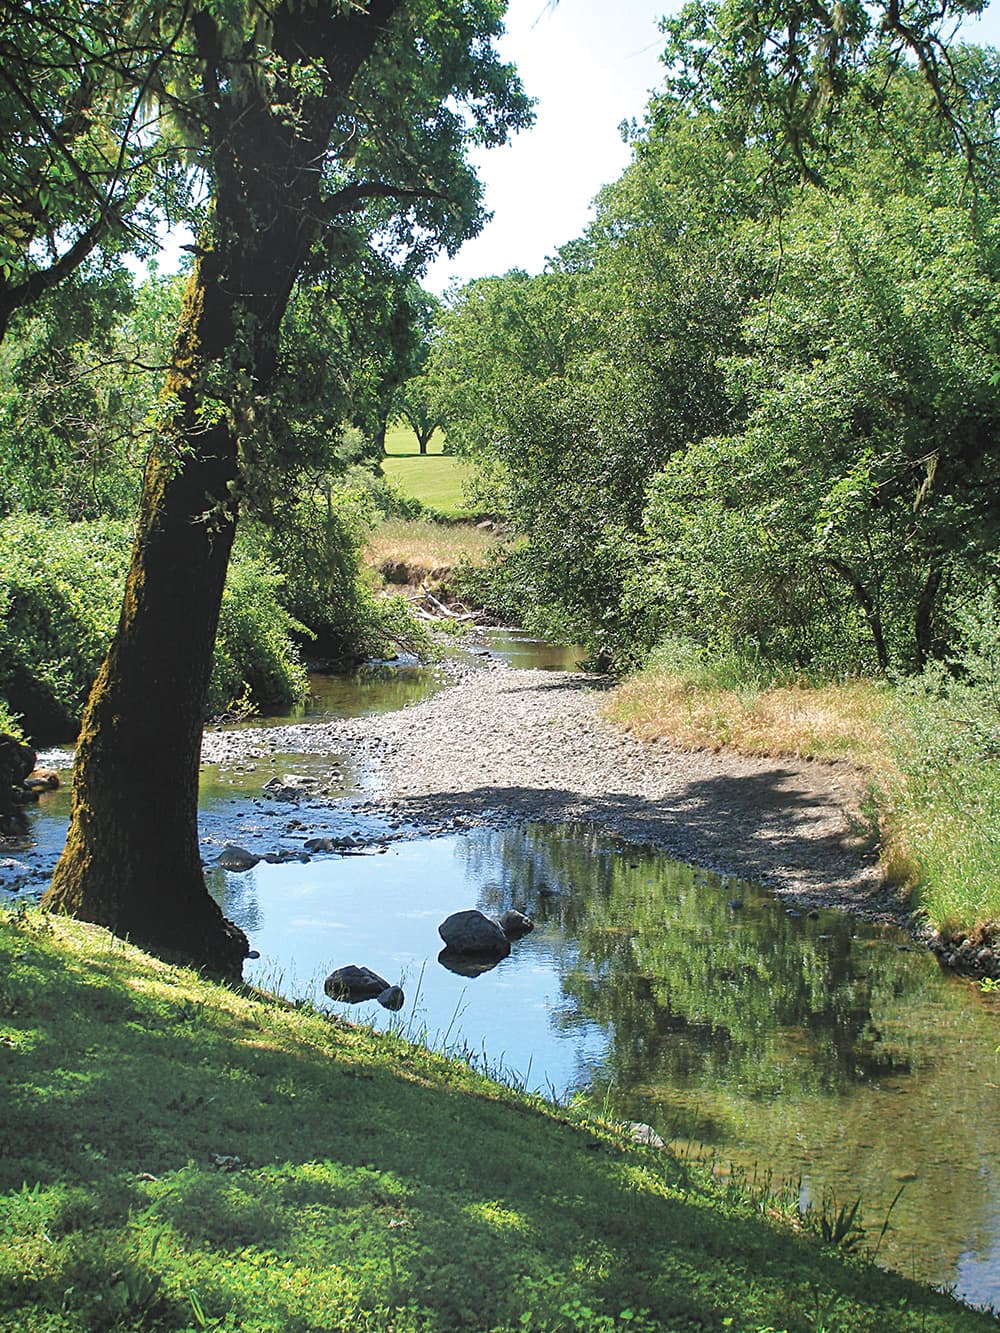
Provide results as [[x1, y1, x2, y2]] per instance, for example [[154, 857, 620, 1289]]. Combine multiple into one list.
[[43, 1, 402, 978], [914, 562, 944, 671], [825, 556, 890, 674], [44, 252, 250, 975]]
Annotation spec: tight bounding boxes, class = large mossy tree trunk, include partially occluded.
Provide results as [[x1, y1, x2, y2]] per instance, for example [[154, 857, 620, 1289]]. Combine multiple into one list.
[[43, 1, 401, 978]]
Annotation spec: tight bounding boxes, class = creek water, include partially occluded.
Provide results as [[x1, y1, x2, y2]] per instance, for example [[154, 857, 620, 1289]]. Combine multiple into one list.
[[7, 637, 1000, 1313]]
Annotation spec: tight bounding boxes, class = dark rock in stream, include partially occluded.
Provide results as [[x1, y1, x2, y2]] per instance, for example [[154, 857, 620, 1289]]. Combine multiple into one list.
[[0, 734, 37, 816], [438, 908, 510, 955], [215, 844, 260, 871], [495, 909, 534, 940], [324, 964, 393, 1003], [376, 985, 405, 1011]]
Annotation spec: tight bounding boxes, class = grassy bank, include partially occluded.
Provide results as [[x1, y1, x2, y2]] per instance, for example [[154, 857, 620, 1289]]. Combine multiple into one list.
[[1, 906, 992, 1333], [382, 426, 472, 517], [366, 517, 497, 591], [603, 643, 1000, 939]]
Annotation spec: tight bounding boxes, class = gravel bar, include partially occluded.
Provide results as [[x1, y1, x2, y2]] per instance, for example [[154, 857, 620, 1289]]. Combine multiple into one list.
[[202, 654, 903, 927]]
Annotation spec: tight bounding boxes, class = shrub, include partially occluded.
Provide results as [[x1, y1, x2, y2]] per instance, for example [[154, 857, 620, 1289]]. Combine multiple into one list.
[[208, 551, 309, 719], [255, 481, 434, 666], [0, 516, 131, 741], [886, 587, 1000, 929], [0, 517, 311, 741]]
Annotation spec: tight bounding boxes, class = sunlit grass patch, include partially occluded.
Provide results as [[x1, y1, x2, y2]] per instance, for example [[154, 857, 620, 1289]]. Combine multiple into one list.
[[606, 664, 890, 768], [381, 425, 472, 516], [882, 682, 1000, 932]]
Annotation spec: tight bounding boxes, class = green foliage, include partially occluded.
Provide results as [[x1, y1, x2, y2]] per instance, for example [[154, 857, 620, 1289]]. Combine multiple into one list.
[[0, 516, 131, 740], [208, 552, 309, 721], [0, 517, 314, 741], [887, 586, 1000, 928], [253, 481, 434, 667], [432, 54, 1000, 677], [0, 265, 149, 520], [0, 0, 191, 335]]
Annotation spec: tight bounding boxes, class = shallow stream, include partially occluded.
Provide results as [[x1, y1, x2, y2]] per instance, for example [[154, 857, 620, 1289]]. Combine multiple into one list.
[[6, 635, 1000, 1313]]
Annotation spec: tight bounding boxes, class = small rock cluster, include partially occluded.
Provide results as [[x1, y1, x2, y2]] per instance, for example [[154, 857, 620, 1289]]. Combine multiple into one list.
[[0, 732, 60, 826], [929, 930, 1000, 980], [323, 906, 535, 1010]]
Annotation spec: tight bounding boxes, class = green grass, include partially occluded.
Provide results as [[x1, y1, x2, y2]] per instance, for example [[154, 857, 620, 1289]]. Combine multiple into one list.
[[0, 906, 994, 1333], [382, 424, 472, 517]]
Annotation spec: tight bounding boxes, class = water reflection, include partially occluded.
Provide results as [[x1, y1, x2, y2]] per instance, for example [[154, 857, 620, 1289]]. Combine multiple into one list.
[[231, 663, 444, 727], [477, 629, 584, 671], [211, 822, 1000, 1312]]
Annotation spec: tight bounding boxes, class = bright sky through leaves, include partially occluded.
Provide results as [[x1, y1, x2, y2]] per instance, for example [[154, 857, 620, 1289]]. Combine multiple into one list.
[[424, 0, 1000, 294]]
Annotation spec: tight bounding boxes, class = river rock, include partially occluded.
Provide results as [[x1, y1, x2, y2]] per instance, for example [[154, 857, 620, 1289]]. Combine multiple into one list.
[[376, 985, 405, 1011], [324, 964, 392, 1003], [0, 734, 37, 814], [438, 908, 510, 955], [262, 775, 319, 802], [495, 909, 534, 940], [24, 768, 60, 793], [628, 1122, 666, 1149], [304, 836, 337, 854], [215, 844, 260, 871]]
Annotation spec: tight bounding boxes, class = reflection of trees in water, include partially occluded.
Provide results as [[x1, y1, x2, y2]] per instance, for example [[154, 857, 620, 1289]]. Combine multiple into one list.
[[206, 865, 263, 935], [456, 823, 932, 1106]]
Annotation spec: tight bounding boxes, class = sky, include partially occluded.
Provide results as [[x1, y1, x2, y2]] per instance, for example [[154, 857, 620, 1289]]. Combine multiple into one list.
[[424, 0, 672, 293], [422, 0, 1000, 295]]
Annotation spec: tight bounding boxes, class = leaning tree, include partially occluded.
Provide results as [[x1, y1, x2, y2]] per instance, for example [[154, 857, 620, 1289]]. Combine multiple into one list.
[[41, 0, 530, 976]]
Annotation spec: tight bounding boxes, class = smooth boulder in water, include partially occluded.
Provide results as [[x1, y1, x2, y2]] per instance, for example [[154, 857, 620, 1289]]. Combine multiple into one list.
[[495, 909, 534, 940], [438, 909, 509, 955], [377, 985, 405, 1011]]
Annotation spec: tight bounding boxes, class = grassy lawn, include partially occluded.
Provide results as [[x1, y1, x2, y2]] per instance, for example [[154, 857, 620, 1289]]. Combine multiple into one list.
[[381, 424, 473, 517], [1, 907, 993, 1333]]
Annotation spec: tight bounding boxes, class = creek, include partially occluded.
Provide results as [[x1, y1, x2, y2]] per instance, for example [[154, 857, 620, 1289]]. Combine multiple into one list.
[[6, 637, 1000, 1314]]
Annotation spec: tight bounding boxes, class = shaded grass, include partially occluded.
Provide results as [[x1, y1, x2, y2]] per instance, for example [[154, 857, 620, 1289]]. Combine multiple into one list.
[[381, 425, 472, 517], [0, 907, 991, 1333]]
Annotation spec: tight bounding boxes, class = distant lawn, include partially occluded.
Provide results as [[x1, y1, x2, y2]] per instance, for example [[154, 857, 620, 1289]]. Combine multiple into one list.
[[382, 423, 472, 516]]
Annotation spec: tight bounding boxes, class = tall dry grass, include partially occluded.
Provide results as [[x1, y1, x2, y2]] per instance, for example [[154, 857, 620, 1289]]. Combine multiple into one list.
[[603, 639, 1000, 936]]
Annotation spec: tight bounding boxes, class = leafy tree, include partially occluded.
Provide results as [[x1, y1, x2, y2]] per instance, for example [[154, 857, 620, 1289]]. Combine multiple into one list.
[[0, 0, 190, 338], [42, 0, 531, 976], [0, 262, 186, 520], [660, 0, 998, 186], [430, 119, 758, 659], [632, 59, 1000, 675], [393, 286, 444, 453]]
